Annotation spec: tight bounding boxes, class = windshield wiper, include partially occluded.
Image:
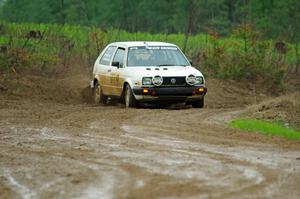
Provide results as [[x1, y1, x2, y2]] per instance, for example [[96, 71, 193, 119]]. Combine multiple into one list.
[[157, 64, 175, 67], [157, 64, 186, 67]]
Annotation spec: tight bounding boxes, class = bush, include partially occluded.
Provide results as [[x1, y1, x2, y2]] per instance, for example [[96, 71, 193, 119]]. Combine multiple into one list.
[[200, 24, 292, 85]]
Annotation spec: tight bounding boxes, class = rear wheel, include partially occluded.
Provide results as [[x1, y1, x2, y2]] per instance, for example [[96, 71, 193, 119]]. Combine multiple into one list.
[[92, 82, 107, 105], [191, 98, 204, 108], [124, 84, 137, 108]]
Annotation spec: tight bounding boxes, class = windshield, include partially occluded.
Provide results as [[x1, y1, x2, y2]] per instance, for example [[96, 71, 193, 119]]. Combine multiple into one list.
[[127, 46, 190, 67]]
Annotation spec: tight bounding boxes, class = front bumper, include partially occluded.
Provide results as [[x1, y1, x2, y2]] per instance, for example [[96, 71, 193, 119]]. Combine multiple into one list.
[[133, 86, 207, 102]]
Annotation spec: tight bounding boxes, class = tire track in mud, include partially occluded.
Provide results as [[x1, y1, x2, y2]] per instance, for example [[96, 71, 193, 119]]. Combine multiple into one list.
[[1, 169, 36, 199], [1, 107, 300, 199], [117, 124, 300, 199], [0, 124, 132, 199], [1, 121, 174, 199]]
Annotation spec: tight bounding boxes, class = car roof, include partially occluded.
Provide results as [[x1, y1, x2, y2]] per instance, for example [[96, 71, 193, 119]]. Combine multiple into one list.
[[110, 41, 177, 48]]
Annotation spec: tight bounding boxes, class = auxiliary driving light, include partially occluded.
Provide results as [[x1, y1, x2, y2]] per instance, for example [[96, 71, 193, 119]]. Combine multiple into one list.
[[152, 75, 163, 86], [143, 89, 149, 94], [186, 74, 197, 86]]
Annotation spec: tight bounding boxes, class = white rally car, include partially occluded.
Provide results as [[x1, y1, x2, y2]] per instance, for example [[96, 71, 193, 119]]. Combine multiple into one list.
[[91, 41, 207, 108]]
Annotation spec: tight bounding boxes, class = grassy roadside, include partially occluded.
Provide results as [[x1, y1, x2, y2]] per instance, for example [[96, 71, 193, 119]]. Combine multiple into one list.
[[230, 119, 300, 141]]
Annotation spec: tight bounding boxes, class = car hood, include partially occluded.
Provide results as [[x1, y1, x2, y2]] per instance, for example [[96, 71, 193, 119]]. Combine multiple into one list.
[[125, 66, 204, 77]]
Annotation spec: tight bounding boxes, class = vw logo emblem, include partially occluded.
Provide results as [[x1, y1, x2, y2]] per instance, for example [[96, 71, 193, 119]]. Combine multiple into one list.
[[170, 78, 177, 84]]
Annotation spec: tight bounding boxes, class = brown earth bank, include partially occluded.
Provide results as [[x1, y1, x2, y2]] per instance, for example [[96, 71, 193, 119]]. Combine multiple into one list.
[[246, 92, 300, 130], [0, 69, 300, 199]]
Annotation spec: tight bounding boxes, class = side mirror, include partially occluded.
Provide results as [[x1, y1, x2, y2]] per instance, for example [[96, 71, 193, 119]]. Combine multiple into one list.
[[112, 61, 120, 67], [189, 60, 193, 66]]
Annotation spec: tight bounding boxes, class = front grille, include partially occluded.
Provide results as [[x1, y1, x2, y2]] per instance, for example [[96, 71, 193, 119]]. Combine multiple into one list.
[[162, 76, 186, 87]]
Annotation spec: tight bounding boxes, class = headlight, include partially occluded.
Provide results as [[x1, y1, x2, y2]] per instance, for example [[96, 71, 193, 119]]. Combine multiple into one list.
[[142, 77, 152, 86], [195, 76, 204, 85], [152, 75, 163, 86]]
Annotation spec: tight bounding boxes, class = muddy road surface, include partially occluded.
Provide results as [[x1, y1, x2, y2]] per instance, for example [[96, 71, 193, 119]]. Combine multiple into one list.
[[0, 73, 300, 199]]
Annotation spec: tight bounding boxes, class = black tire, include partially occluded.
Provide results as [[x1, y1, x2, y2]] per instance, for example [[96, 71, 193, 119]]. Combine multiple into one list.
[[124, 84, 137, 108], [92, 82, 107, 105], [191, 98, 204, 108]]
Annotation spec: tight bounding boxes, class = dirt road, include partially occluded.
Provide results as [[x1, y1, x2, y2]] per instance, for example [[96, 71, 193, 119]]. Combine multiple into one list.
[[0, 73, 299, 199]]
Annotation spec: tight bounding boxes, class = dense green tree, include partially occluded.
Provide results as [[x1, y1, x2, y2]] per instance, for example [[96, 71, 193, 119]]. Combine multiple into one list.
[[0, 0, 299, 43]]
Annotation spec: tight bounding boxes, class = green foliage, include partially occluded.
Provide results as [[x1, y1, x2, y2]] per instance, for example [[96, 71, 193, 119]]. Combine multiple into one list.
[[0, 21, 297, 86], [230, 119, 300, 140]]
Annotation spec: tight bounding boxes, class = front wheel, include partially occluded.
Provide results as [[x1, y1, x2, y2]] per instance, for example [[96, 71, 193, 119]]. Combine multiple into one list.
[[191, 98, 204, 108], [124, 84, 137, 108], [92, 83, 107, 105]]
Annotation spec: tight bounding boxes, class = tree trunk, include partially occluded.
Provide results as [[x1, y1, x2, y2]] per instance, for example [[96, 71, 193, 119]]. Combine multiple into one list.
[[183, 0, 197, 53], [295, 43, 299, 73]]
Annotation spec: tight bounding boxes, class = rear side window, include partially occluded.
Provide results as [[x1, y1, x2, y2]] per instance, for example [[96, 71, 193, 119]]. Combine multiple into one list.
[[99, 46, 116, 65], [112, 48, 125, 67]]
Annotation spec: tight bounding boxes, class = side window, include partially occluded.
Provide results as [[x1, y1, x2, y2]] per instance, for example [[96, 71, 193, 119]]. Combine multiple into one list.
[[99, 46, 116, 66], [112, 48, 125, 67]]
